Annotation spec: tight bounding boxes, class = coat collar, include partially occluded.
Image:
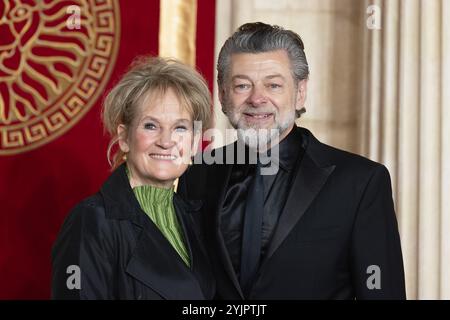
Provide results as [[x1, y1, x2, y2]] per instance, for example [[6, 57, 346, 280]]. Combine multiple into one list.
[[100, 163, 202, 220], [99, 163, 141, 220]]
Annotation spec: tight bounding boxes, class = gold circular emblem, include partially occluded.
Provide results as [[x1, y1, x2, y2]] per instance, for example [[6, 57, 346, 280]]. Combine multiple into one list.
[[0, 0, 120, 155]]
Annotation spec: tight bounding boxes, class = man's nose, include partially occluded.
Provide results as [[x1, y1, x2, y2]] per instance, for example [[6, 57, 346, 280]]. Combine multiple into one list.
[[248, 85, 268, 106], [157, 130, 176, 149]]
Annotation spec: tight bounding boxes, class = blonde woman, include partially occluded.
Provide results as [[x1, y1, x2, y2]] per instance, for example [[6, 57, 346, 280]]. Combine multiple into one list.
[[52, 57, 215, 299]]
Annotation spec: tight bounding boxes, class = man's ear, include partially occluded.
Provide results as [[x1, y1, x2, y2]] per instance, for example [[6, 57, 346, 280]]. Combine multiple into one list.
[[218, 87, 227, 115], [295, 79, 308, 113], [117, 124, 129, 153]]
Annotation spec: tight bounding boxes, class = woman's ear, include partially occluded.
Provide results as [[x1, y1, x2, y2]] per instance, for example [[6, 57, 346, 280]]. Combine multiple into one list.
[[117, 124, 129, 153]]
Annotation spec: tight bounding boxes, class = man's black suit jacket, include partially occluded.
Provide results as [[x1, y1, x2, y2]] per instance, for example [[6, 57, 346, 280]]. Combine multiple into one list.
[[179, 126, 406, 299]]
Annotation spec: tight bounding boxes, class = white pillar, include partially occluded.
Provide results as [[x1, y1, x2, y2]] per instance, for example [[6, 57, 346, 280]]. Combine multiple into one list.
[[440, 0, 450, 300], [380, 0, 399, 196], [417, 0, 442, 300]]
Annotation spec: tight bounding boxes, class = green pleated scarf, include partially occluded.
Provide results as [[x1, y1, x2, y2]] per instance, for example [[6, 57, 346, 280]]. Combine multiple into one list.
[[126, 168, 190, 267]]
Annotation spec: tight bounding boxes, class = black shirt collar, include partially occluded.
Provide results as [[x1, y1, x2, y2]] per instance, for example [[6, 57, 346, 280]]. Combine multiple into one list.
[[278, 125, 303, 171], [260, 125, 303, 172]]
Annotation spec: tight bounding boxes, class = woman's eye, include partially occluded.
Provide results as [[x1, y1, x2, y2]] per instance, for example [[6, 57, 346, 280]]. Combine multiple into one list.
[[174, 126, 188, 132], [144, 123, 156, 130]]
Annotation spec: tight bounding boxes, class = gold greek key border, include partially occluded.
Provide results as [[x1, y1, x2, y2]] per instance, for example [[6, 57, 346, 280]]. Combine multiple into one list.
[[0, 0, 121, 155]]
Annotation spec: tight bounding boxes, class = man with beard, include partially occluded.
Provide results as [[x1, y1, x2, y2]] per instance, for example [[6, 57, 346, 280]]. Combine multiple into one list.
[[179, 22, 406, 299]]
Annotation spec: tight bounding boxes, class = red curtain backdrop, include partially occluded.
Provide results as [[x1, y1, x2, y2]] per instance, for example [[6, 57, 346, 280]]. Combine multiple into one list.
[[0, 0, 215, 299], [196, 0, 216, 94]]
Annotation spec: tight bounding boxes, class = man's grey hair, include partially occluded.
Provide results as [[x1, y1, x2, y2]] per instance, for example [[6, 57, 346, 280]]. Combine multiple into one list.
[[217, 22, 310, 90]]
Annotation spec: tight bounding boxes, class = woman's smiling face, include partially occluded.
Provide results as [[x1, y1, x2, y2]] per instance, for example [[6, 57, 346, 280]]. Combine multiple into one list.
[[118, 87, 195, 189]]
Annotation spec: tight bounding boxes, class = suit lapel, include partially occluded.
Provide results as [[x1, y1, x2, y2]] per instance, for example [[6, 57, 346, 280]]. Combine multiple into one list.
[[174, 194, 215, 298], [205, 156, 245, 299], [262, 135, 336, 266]]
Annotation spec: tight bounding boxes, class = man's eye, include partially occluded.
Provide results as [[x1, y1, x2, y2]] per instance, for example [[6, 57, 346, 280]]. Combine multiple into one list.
[[235, 84, 250, 90], [269, 83, 282, 89], [144, 123, 156, 130]]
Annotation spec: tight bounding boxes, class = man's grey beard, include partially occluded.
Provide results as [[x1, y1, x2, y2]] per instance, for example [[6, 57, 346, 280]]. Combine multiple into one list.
[[228, 109, 296, 150], [236, 128, 278, 150]]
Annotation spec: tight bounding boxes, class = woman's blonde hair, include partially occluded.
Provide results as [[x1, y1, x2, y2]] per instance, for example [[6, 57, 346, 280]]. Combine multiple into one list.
[[102, 56, 213, 169]]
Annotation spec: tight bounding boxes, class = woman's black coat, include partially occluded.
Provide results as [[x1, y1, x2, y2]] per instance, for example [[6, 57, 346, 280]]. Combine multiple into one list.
[[51, 164, 215, 299]]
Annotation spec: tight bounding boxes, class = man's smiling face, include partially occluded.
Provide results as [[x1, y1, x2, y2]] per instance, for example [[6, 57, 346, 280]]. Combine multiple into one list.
[[221, 49, 307, 146]]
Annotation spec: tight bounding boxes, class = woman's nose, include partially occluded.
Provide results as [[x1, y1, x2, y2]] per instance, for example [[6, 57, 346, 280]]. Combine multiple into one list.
[[157, 130, 176, 149]]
